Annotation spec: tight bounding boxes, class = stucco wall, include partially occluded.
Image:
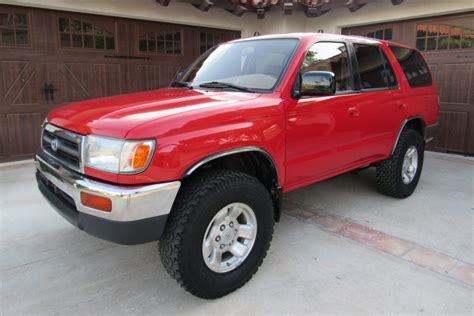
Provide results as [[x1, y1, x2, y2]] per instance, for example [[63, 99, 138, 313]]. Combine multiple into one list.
[[2, 0, 473, 37]]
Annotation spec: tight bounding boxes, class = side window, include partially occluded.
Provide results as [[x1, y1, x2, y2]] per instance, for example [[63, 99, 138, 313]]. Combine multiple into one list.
[[139, 30, 182, 55], [200, 32, 223, 54], [365, 28, 393, 41], [0, 12, 30, 46], [389, 45, 433, 88], [354, 44, 393, 90], [299, 42, 352, 92], [416, 23, 473, 51], [58, 17, 115, 50]]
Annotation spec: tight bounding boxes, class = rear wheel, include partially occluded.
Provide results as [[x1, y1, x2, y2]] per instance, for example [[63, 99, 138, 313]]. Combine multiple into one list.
[[376, 128, 424, 198], [159, 170, 274, 299]]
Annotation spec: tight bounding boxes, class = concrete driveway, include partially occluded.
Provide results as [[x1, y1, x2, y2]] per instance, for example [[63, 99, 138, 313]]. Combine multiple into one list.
[[1, 152, 473, 315]]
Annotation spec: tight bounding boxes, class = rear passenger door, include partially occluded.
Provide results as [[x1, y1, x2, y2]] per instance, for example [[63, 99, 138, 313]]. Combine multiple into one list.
[[350, 42, 405, 159]]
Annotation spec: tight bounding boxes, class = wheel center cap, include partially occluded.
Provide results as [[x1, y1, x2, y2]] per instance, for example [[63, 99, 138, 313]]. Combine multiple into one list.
[[221, 229, 234, 244]]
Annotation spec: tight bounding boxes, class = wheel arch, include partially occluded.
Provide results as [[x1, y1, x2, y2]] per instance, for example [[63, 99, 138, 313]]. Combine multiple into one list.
[[182, 146, 282, 222], [391, 116, 426, 155]]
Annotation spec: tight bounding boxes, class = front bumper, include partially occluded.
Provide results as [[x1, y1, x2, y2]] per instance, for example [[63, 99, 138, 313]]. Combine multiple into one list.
[[35, 154, 180, 245]]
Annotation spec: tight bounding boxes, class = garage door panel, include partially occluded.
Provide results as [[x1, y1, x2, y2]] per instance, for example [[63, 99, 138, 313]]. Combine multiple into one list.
[[433, 111, 468, 152], [6, 112, 45, 158], [438, 63, 472, 104], [162, 64, 181, 88], [1, 60, 41, 107], [1, 61, 28, 96], [61, 62, 93, 101], [91, 63, 123, 98], [428, 63, 437, 79], [0, 5, 241, 162], [131, 64, 161, 92], [43, 62, 91, 106], [0, 115, 6, 159]]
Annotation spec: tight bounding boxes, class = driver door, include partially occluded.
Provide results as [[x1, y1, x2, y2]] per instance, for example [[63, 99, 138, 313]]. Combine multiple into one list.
[[285, 41, 366, 188]]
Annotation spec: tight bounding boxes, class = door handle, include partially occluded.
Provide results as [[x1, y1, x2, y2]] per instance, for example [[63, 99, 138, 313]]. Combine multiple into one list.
[[48, 84, 58, 101], [43, 83, 50, 101], [42, 83, 58, 102], [348, 106, 360, 117]]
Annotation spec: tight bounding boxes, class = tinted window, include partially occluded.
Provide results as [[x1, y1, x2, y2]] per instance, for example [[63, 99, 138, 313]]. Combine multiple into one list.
[[354, 44, 390, 89], [389, 45, 433, 87], [299, 42, 352, 91]]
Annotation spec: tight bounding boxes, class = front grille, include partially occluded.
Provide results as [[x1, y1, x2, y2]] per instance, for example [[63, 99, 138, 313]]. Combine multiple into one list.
[[42, 124, 84, 172]]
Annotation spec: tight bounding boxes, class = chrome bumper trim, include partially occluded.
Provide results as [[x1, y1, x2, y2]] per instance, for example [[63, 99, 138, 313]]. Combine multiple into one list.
[[35, 155, 180, 222]]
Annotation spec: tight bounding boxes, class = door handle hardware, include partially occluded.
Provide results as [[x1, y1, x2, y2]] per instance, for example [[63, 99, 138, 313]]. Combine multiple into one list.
[[43, 84, 50, 101], [348, 106, 360, 117], [399, 103, 407, 109], [104, 54, 150, 60], [42, 83, 58, 101], [48, 84, 58, 101]]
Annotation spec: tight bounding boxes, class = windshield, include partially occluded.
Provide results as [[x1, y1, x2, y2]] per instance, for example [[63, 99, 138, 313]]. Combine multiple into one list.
[[178, 38, 300, 92]]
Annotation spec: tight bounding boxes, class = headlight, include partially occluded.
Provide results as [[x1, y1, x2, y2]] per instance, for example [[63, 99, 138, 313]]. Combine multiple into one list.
[[84, 135, 155, 174]]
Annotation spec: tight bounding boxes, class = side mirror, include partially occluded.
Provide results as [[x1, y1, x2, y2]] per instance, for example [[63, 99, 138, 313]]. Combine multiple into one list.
[[300, 71, 336, 97], [173, 69, 185, 82]]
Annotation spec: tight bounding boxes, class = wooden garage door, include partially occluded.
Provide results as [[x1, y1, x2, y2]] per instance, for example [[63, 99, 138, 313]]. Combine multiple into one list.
[[342, 13, 474, 155], [0, 5, 240, 162]]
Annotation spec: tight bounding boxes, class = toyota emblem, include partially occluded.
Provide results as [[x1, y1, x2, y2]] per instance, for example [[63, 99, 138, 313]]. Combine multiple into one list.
[[50, 138, 59, 152]]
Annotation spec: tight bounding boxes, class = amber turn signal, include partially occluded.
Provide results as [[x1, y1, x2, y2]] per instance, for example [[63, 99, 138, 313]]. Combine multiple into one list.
[[130, 143, 152, 170], [80, 192, 112, 212]]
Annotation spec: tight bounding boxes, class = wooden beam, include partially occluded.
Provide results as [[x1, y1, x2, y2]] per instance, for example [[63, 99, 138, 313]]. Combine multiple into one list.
[[299, 0, 331, 17], [283, 0, 293, 15], [345, 0, 366, 12], [305, 6, 330, 17], [192, 0, 213, 11], [303, 0, 331, 6], [226, 5, 248, 16], [156, 0, 170, 6]]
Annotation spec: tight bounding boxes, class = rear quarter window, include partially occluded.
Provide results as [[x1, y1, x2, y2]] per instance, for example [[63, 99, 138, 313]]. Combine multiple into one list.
[[353, 43, 397, 90], [389, 45, 433, 88]]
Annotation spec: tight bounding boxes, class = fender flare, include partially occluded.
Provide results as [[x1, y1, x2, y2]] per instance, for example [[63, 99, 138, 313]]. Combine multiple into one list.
[[391, 116, 425, 155], [182, 146, 280, 184]]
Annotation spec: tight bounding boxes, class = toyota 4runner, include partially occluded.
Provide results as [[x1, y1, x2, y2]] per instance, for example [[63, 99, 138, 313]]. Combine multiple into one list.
[[35, 33, 439, 299]]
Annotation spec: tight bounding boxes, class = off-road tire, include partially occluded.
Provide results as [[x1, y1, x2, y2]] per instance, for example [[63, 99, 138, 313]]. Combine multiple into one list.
[[159, 169, 274, 299], [376, 128, 424, 198]]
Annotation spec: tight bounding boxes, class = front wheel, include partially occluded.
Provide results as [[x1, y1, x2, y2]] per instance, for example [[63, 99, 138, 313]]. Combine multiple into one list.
[[159, 170, 274, 299], [376, 128, 424, 198]]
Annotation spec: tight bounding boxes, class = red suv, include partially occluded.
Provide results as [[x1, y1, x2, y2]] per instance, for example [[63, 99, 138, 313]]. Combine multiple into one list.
[[35, 33, 438, 298]]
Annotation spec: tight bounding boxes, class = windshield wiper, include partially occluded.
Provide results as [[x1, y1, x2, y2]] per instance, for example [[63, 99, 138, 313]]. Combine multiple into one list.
[[170, 81, 192, 89], [199, 81, 254, 93]]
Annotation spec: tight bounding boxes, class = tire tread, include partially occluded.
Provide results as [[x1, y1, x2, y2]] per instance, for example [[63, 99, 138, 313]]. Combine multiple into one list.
[[159, 169, 274, 299], [376, 128, 423, 198]]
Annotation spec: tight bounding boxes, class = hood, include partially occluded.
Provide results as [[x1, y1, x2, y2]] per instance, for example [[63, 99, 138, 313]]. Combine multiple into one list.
[[47, 88, 261, 138]]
